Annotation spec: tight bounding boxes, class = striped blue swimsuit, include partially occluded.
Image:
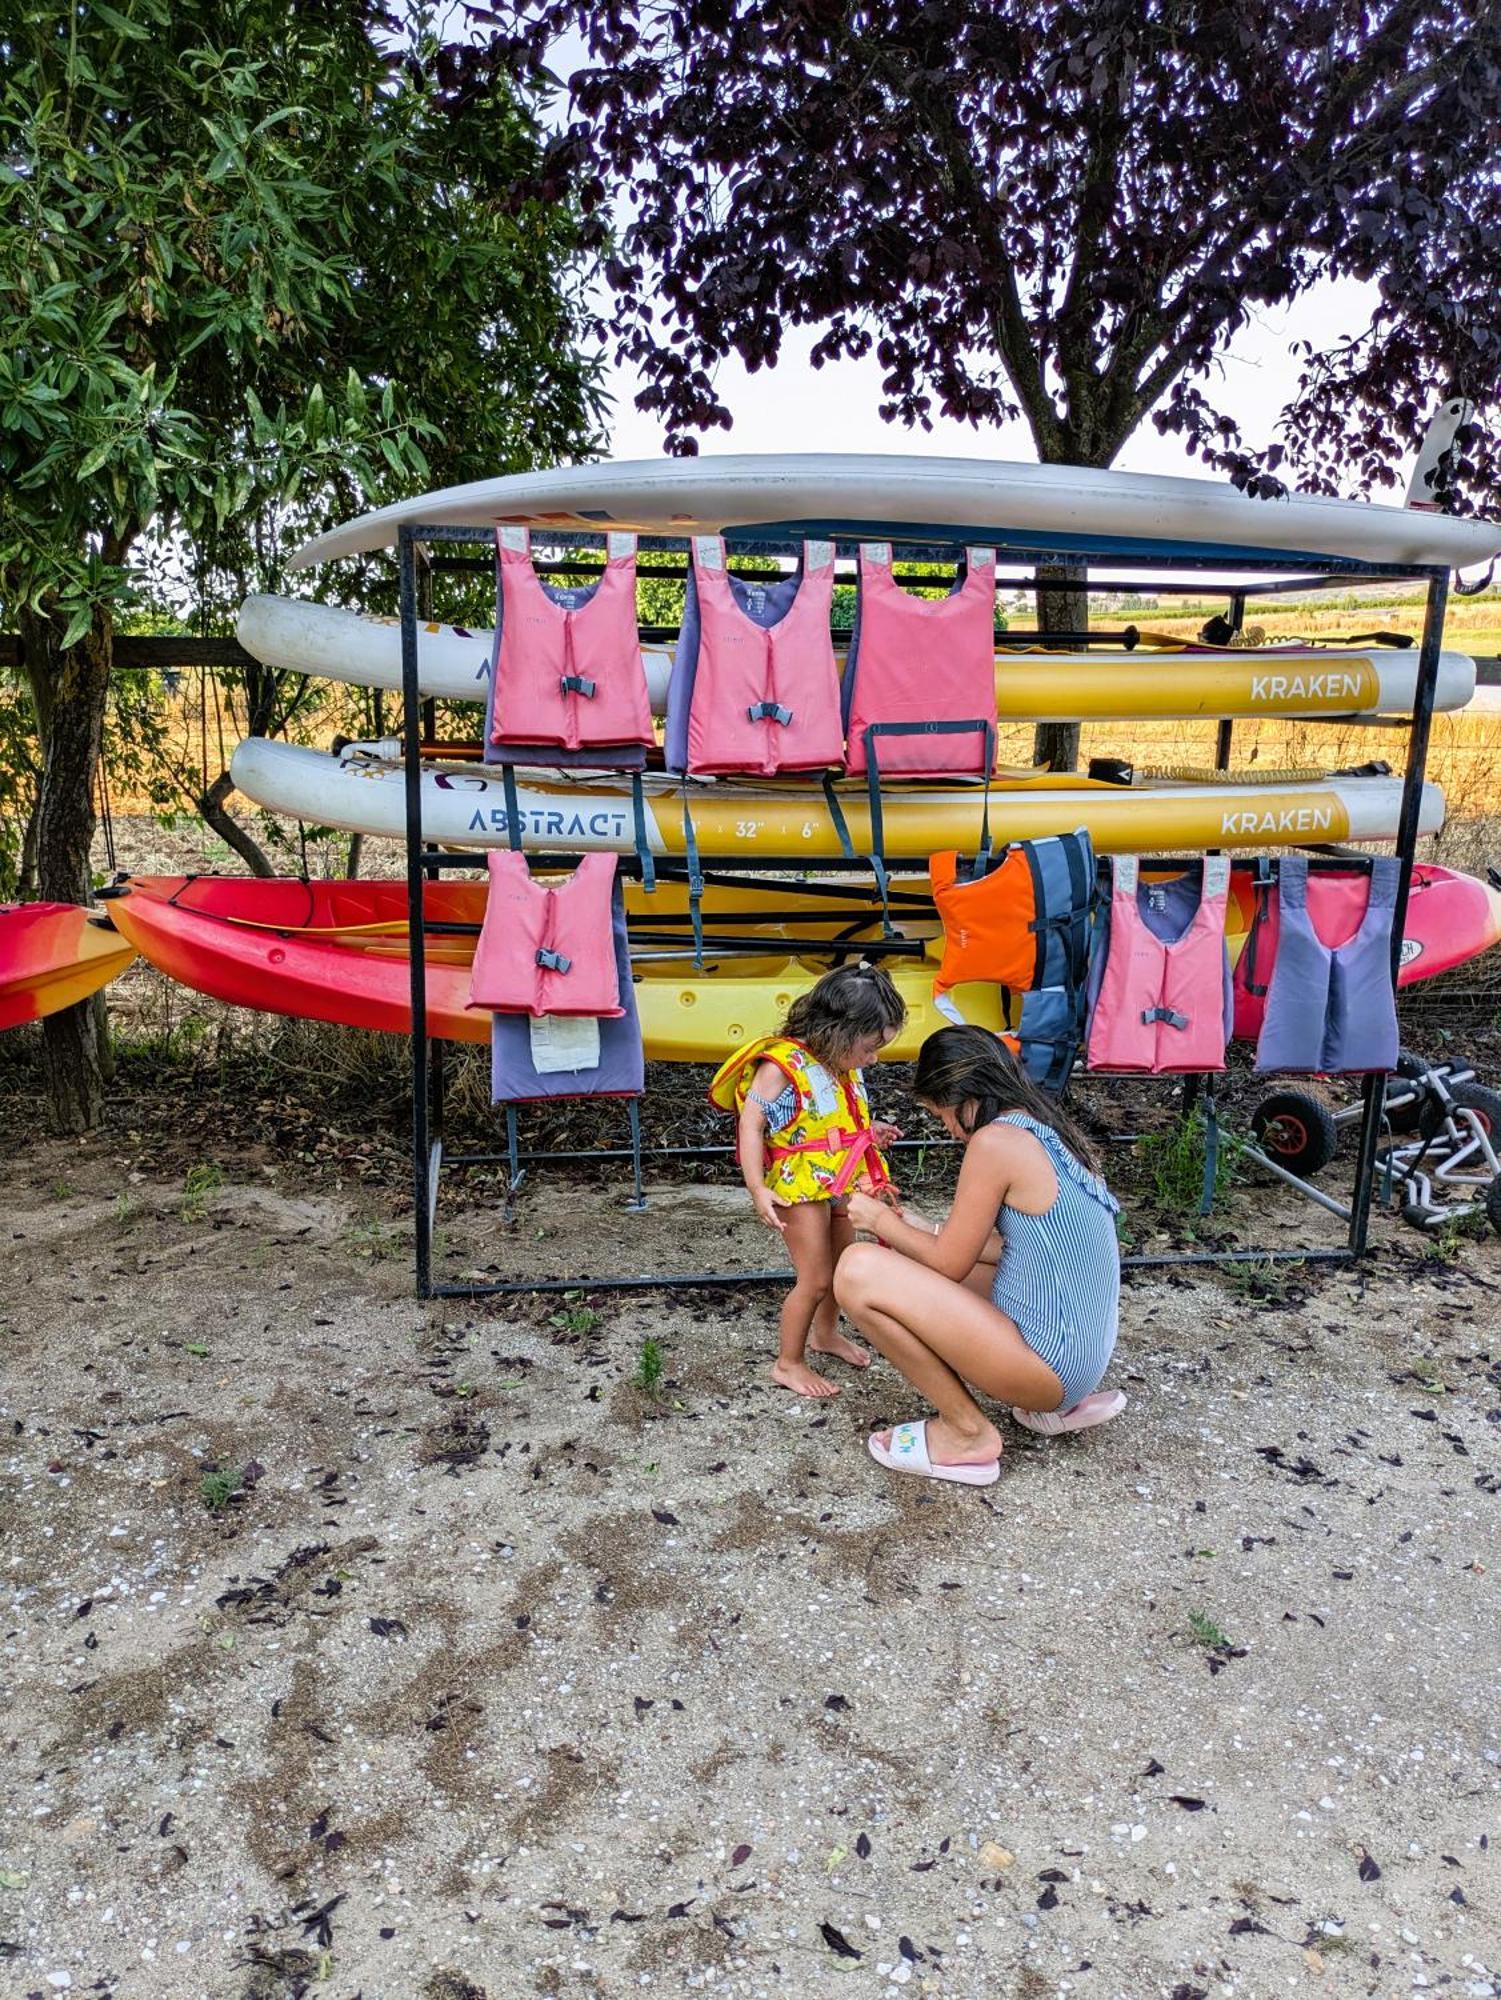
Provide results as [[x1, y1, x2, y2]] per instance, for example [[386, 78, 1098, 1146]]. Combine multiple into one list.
[[988, 1113, 1121, 1409]]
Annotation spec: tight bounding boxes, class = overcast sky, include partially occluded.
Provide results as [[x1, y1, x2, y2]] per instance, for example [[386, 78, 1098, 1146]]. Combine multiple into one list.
[[600, 274, 1391, 487]]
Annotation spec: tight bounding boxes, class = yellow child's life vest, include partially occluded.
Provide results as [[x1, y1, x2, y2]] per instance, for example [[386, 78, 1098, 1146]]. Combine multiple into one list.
[[708, 1034, 893, 1204]]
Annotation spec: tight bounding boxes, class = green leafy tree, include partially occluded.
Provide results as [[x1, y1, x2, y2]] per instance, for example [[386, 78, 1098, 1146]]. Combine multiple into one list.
[[0, 0, 602, 1129]]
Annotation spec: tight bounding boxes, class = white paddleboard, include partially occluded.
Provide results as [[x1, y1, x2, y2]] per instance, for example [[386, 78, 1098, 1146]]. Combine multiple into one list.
[[236, 592, 1476, 722], [288, 453, 1501, 572], [230, 736, 1444, 860]]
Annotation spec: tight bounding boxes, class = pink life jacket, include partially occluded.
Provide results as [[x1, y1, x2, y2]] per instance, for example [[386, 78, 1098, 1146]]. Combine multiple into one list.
[[1087, 855, 1231, 1074], [490, 528, 653, 754], [843, 543, 998, 777], [684, 537, 844, 777], [468, 851, 623, 1018]]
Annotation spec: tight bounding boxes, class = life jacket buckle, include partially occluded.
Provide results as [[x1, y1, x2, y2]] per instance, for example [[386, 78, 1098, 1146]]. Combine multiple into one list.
[[747, 700, 794, 726], [1141, 1005, 1189, 1029], [559, 673, 597, 699], [535, 946, 573, 974]]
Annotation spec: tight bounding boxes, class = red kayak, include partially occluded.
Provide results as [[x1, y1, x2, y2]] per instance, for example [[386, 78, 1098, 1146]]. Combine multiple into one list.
[[0, 902, 137, 1031], [104, 864, 1501, 1059]]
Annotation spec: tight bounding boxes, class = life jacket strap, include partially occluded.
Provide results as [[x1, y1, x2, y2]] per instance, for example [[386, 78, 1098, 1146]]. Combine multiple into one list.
[[1141, 1005, 1190, 1029], [560, 673, 597, 699], [501, 764, 524, 855], [864, 719, 995, 933], [821, 772, 856, 861], [680, 793, 704, 971], [1242, 858, 1275, 997], [630, 771, 656, 894], [765, 1125, 892, 1198]]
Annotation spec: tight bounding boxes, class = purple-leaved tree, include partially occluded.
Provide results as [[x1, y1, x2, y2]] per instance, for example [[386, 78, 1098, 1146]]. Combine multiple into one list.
[[445, 0, 1501, 768]]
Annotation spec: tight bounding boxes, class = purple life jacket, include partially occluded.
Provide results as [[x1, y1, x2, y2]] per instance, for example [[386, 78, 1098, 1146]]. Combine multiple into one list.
[[490, 879, 643, 1101], [1253, 855, 1400, 1074]]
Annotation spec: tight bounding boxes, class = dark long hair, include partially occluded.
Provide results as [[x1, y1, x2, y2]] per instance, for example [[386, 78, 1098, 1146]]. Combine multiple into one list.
[[782, 963, 906, 1070], [913, 1025, 1104, 1175]]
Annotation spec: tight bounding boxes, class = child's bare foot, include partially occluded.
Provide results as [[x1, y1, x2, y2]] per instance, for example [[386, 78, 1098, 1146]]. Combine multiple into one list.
[[870, 1413, 1003, 1465], [807, 1327, 871, 1370], [772, 1358, 841, 1399]]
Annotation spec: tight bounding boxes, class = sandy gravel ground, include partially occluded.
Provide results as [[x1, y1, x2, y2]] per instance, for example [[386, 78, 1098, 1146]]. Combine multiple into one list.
[[2, 1120, 1499, 2000]]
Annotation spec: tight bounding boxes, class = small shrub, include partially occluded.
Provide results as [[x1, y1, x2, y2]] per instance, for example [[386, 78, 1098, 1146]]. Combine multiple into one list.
[[1187, 1609, 1230, 1651], [633, 1336, 665, 1397], [1139, 1105, 1240, 1219], [181, 1162, 225, 1221], [549, 1297, 599, 1336], [199, 1469, 237, 1513]]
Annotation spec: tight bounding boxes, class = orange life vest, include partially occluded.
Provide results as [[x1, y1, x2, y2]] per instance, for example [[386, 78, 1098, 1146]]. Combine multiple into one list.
[[929, 831, 1096, 999]]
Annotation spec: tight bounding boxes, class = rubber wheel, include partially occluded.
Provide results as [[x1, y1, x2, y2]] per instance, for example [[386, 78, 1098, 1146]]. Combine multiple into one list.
[[1385, 1050, 1436, 1136], [1451, 1082, 1501, 1139], [1251, 1089, 1341, 1177], [1486, 1178, 1501, 1238]]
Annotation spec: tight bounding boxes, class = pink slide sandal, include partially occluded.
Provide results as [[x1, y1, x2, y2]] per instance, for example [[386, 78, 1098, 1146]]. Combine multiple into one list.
[[868, 1419, 1000, 1486], [1011, 1389, 1127, 1436]]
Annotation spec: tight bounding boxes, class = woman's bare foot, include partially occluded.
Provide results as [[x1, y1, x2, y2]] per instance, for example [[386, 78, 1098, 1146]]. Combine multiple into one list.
[[807, 1327, 870, 1369], [772, 1358, 841, 1399], [871, 1412, 1003, 1464]]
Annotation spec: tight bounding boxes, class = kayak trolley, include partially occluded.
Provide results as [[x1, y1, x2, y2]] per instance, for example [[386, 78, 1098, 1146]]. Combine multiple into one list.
[[1248, 1054, 1501, 1236]]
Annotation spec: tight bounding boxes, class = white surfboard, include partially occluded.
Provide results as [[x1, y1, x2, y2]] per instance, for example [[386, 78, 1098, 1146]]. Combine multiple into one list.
[[230, 736, 1444, 861], [287, 453, 1501, 572], [236, 592, 1476, 722]]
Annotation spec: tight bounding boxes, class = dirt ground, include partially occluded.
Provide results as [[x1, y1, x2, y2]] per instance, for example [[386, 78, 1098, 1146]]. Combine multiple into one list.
[[3, 1021, 1500, 2000]]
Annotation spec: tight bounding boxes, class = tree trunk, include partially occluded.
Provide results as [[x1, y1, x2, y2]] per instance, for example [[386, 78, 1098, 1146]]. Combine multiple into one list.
[[17, 784, 41, 900], [1031, 563, 1089, 772], [19, 600, 114, 1133], [346, 831, 364, 879], [198, 769, 275, 876]]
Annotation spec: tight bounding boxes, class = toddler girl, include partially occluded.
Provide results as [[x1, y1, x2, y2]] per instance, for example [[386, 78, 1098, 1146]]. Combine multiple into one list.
[[709, 964, 905, 1398]]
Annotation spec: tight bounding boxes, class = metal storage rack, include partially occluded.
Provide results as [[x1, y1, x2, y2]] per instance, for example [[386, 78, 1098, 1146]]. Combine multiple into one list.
[[391, 519, 1449, 1300]]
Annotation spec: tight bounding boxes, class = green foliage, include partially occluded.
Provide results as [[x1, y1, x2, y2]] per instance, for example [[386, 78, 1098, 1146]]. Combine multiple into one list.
[[1187, 1609, 1231, 1650], [0, 0, 603, 634], [199, 1467, 236, 1511], [1138, 1104, 1240, 1219], [633, 1336, 666, 1397], [181, 1160, 224, 1220]]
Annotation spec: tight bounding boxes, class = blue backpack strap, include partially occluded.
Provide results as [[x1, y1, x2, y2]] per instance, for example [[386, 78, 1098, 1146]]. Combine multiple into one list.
[[1020, 831, 1091, 988]]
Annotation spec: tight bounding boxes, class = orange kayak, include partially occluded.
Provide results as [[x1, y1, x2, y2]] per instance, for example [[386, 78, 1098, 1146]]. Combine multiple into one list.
[[0, 903, 137, 1030], [104, 865, 1501, 1060]]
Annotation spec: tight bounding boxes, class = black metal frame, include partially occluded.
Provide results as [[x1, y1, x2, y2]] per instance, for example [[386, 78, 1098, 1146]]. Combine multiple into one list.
[[396, 519, 1450, 1299]]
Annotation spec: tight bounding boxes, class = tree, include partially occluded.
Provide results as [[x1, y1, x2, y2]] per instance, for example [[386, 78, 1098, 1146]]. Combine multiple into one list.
[[453, 0, 1501, 766], [0, 0, 603, 1130]]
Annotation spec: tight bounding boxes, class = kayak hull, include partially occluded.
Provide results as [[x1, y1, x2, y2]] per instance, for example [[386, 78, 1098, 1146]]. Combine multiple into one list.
[[229, 738, 1446, 859], [236, 592, 1476, 722], [107, 874, 995, 1058], [0, 903, 137, 1030], [107, 867, 1501, 1064]]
